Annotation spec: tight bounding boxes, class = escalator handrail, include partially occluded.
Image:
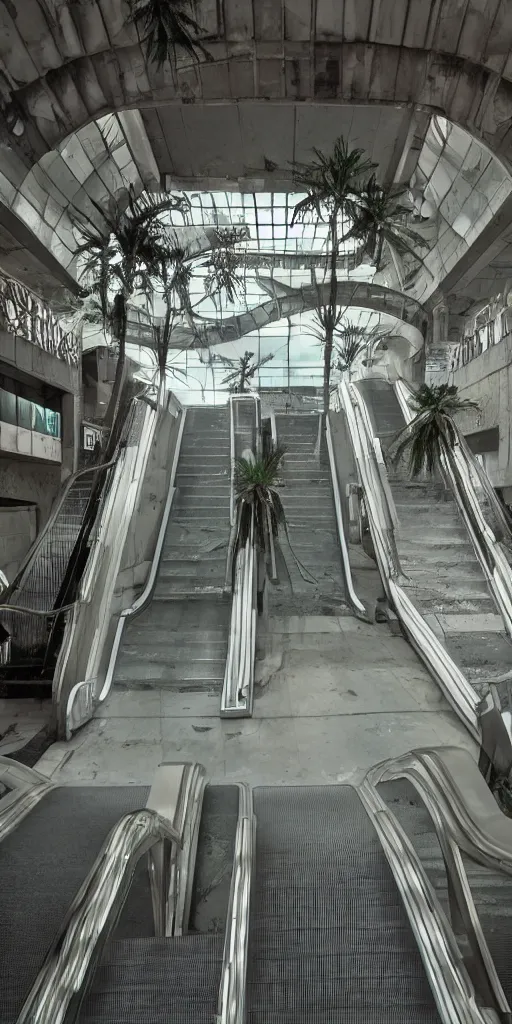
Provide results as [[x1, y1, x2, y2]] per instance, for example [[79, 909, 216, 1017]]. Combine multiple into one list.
[[99, 403, 186, 704], [325, 414, 367, 618], [395, 378, 512, 638], [359, 775, 500, 1024], [221, 506, 256, 716], [16, 808, 182, 1024], [0, 756, 55, 844], [365, 745, 512, 1019], [337, 379, 481, 741], [367, 745, 512, 877], [217, 783, 255, 1024]]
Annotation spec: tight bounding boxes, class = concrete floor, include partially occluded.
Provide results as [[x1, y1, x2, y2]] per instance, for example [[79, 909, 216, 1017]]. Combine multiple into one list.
[[34, 615, 477, 787], [0, 698, 52, 757]]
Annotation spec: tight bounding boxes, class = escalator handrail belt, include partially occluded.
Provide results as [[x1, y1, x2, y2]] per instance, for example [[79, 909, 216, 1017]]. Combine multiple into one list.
[[16, 808, 182, 1024]]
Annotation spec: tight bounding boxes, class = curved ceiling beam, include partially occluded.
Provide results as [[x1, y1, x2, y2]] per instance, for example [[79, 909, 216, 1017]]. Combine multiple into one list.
[[2, 40, 512, 173], [154, 280, 426, 351]]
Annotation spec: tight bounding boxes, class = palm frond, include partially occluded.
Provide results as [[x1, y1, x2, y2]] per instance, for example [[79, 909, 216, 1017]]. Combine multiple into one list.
[[291, 137, 376, 226], [390, 384, 480, 478], [131, 0, 212, 67]]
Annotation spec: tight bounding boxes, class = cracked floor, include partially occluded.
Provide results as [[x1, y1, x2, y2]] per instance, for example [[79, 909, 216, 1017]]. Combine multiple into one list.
[[35, 615, 477, 787]]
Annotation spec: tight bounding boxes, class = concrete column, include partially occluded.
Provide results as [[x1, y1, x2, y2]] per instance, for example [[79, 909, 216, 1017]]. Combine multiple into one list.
[[61, 390, 80, 479]]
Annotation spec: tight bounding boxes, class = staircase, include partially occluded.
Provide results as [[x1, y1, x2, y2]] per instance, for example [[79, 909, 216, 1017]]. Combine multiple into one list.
[[271, 413, 348, 615], [113, 407, 231, 694], [356, 379, 512, 707]]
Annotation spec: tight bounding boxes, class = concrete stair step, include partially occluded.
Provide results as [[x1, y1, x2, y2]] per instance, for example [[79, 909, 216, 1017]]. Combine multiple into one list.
[[154, 582, 226, 598], [409, 594, 496, 614], [397, 525, 467, 542], [396, 535, 473, 550], [133, 597, 229, 628], [115, 659, 226, 686], [158, 562, 225, 579]]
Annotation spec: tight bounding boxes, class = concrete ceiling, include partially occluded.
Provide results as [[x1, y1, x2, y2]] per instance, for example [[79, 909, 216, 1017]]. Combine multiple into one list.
[[143, 102, 425, 190], [2, 0, 512, 175]]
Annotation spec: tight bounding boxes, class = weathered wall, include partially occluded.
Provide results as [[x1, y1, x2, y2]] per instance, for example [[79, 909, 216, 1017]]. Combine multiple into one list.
[[0, 502, 36, 580], [452, 336, 512, 488], [0, 456, 61, 526]]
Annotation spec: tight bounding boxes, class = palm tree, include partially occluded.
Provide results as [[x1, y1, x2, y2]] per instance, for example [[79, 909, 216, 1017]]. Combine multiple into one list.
[[220, 350, 274, 393], [130, 0, 211, 67], [234, 446, 286, 606], [346, 175, 430, 287], [76, 189, 189, 442], [391, 383, 479, 478], [291, 138, 375, 418], [334, 322, 368, 376]]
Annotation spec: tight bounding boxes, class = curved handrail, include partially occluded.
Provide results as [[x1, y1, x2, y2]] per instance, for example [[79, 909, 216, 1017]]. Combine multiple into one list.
[[16, 808, 182, 1024], [221, 508, 256, 717], [0, 756, 54, 844], [395, 378, 512, 639], [217, 784, 255, 1024], [338, 379, 481, 741], [98, 405, 186, 704], [325, 415, 368, 619], [359, 775, 501, 1024], [365, 745, 512, 1019]]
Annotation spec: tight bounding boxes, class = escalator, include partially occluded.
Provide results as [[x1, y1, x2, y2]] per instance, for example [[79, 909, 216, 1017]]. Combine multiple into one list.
[[3, 750, 510, 1023], [353, 378, 512, 708], [112, 406, 232, 699], [270, 413, 348, 615]]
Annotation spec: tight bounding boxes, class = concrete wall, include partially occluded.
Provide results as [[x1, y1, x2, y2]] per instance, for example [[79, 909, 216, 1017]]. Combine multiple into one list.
[[452, 336, 512, 488], [0, 457, 61, 527], [0, 503, 36, 580], [0, 331, 80, 395]]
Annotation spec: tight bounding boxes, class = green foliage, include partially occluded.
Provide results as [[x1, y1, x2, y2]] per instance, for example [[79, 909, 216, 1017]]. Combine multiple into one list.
[[234, 446, 287, 554], [391, 384, 480, 478], [220, 350, 274, 393], [291, 138, 375, 227], [347, 174, 429, 274], [334, 322, 368, 373], [130, 0, 212, 67]]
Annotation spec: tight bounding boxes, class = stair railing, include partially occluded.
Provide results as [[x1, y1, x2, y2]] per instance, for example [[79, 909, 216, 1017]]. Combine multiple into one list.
[[15, 761, 205, 1024], [395, 378, 512, 639], [338, 378, 481, 742], [362, 745, 512, 1022], [222, 396, 260, 717], [217, 784, 255, 1024]]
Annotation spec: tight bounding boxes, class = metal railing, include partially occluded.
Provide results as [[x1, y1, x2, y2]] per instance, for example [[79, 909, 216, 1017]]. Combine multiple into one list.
[[395, 378, 512, 640], [325, 414, 368, 619], [57, 385, 180, 738], [0, 756, 55, 844], [337, 378, 481, 742], [363, 745, 512, 1022], [15, 761, 205, 1024], [217, 784, 255, 1024], [222, 395, 260, 717]]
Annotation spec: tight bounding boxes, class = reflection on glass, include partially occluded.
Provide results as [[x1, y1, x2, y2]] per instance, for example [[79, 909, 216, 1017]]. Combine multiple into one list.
[[17, 396, 33, 430], [0, 389, 16, 425], [0, 388, 61, 437]]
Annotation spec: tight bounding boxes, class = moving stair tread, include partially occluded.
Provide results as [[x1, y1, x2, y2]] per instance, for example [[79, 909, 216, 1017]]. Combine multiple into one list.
[[4, 777, 511, 1022]]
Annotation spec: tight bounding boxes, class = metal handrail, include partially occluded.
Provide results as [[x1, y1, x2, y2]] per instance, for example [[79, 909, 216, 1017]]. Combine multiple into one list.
[[325, 415, 367, 619], [99, 404, 186, 704], [0, 756, 54, 844], [365, 745, 512, 1020], [221, 506, 257, 717], [16, 808, 182, 1024], [217, 784, 255, 1024], [338, 379, 481, 741], [359, 776, 499, 1024], [395, 378, 512, 639]]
